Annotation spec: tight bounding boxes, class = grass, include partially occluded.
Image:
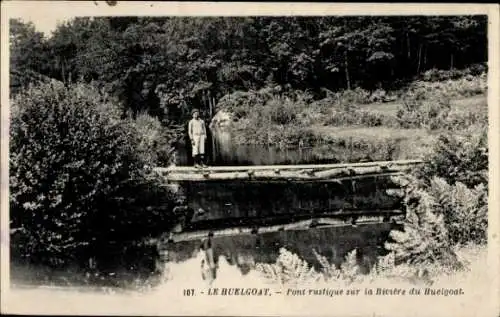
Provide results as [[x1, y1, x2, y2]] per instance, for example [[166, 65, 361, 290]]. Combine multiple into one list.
[[358, 95, 486, 115], [211, 73, 487, 164], [217, 90, 486, 161], [305, 126, 436, 161]]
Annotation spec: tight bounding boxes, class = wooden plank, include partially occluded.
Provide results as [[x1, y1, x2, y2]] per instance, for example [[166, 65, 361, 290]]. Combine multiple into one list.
[[153, 159, 423, 174], [155, 166, 415, 182], [161, 214, 405, 243]]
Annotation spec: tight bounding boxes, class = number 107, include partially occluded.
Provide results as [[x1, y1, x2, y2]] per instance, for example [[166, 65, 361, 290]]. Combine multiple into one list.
[[183, 289, 195, 296]]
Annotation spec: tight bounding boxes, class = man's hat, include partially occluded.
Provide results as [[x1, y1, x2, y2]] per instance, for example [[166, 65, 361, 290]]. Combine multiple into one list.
[[191, 108, 200, 115]]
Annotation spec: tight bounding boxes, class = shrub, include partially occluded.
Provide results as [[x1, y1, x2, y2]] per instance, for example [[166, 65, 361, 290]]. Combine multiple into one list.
[[385, 175, 459, 268], [368, 88, 397, 103], [262, 96, 301, 125], [334, 87, 371, 106], [386, 174, 487, 271], [396, 92, 451, 129], [313, 249, 362, 284], [442, 110, 488, 131], [9, 82, 178, 267], [421, 64, 487, 82], [418, 128, 488, 188], [384, 124, 488, 269], [325, 110, 396, 128], [427, 178, 487, 244], [216, 88, 275, 119], [409, 73, 486, 100], [132, 112, 177, 166]]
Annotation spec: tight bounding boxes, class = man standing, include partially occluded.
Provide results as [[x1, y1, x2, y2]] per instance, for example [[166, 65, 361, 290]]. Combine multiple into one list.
[[188, 109, 207, 168]]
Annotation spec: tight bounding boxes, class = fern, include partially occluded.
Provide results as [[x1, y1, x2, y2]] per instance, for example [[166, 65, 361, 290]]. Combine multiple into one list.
[[447, 182, 488, 244], [340, 249, 360, 283], [256, 248, 319, 286], [256, 262, 284, 286], [312, 248, 363, 284], [386, 176, 455, 268], [313, 248, 342, 281], [372, 252, 396, 277]]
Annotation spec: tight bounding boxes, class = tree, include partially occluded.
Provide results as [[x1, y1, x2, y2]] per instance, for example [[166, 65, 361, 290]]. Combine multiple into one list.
[[12, 16, 487, 123], [9, 19, 51, 93], [10, 82, 177, 267]]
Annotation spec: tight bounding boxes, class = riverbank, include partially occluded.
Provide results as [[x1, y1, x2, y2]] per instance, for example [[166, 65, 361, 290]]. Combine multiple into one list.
[[212, 73, 487, 162]]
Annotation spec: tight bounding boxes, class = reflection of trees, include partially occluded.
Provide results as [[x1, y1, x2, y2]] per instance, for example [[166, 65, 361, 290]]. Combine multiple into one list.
[[162, 223, 394, 279], [225, 253, 256, 276], [185, 178, 400, 224]]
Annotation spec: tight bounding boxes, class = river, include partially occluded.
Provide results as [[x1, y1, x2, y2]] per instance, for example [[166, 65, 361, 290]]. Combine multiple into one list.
[[10, 127, 405, 290], [155, 127, 404, 285]]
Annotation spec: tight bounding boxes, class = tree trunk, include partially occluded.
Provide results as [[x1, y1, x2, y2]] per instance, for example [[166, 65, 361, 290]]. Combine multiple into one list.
[[423, 45, 427, 70], [202, 90, 210, 116], [61, 59, 66, 84], [207, 92, 214, 119], [344, 51, 351, 90], [416, 43, 423, 74], [406, 32, 411, 58], [211, 97, 215, 119]]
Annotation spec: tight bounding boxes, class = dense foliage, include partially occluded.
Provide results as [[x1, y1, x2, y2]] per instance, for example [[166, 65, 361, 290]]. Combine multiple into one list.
[[385, 128, 488, 269], [10, 16, 487, 125], [10, 82, 178, 267]]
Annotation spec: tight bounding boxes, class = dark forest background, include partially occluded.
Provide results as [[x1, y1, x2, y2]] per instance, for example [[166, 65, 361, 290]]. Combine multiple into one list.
[[11, 16, 487, 125]]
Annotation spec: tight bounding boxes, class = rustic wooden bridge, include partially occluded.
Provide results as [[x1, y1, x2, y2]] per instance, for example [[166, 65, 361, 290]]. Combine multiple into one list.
[[153, 159, 424, 243], [153, 159, 423, 182]]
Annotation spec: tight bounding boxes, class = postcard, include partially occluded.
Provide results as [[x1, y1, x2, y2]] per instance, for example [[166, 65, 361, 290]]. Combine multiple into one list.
[[1, 1, 499, 316]]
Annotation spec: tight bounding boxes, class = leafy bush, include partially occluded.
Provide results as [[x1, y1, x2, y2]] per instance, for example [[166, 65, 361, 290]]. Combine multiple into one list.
[[384, 126, 488, 270], [396, 92, 451, 129], [442, 110, 488, 131], [334, 87, 371, 106], [10, 82, 178, 267], [216, 87, 276, 119], [427, 178, 487, 244], [418, 128, 488, 188], [368, 88, 397, 103], [132, 112, 178, 166], [409, 73, 486, 99], [256, 248, 365, 286], [324, 110, 397, 127], [386, 174, 487, 271], [385, 176, 458, 268], [261, 96, 302, 125], [232, 123, 317, 147], [421, 64, 487, 82], [313, 249, 362, 284]]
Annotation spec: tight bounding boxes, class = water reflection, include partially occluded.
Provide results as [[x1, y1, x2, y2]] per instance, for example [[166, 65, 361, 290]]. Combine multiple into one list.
[[169, 128, 404, 284], [177, 128, 347, 166], [175, 124, 409, 166], [11, 127, 405, 289], [162, 223, 397, 283], [181, 179, 401, 227]]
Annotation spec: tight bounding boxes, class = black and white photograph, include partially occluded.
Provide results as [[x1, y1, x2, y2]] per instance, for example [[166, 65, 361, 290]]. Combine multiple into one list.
[[1, 2, 499, 316]]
